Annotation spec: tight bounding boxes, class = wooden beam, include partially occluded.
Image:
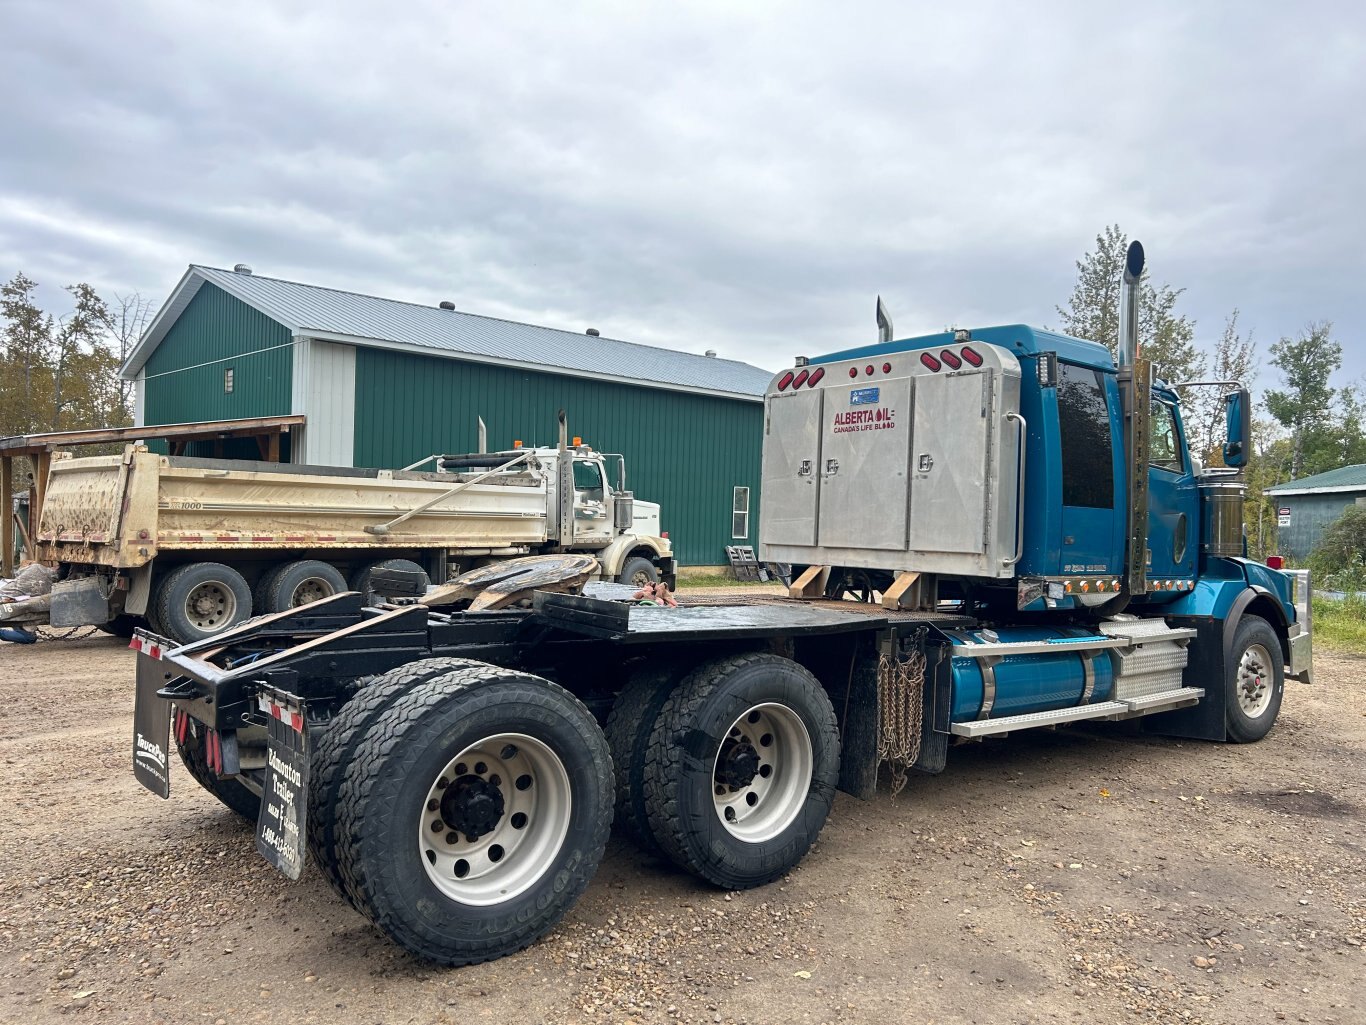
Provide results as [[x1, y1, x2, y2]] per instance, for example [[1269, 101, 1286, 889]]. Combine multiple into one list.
[[31, 451, 49, 556], [880, 571, 922, 610], [0, 414, 306, 456], [1, 456, 13, 577], [788, 564, 831, 600]]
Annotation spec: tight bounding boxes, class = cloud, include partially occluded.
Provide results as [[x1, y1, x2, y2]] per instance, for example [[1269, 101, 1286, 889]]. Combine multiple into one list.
[[1, 1, 1363, 383]]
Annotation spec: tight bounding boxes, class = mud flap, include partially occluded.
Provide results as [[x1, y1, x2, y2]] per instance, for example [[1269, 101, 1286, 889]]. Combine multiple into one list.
[[255, 693, 310, 880], [132, 640, 172, 798]]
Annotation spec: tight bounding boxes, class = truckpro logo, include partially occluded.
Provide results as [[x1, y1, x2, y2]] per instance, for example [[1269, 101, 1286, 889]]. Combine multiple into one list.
[[832, 407, 897, 434]]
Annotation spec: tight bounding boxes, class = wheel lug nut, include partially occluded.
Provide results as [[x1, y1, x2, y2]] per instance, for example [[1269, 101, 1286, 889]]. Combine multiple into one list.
[[446, 831, 459, 844]]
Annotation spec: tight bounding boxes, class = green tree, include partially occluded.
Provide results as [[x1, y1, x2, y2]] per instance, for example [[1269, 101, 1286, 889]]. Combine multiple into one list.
[[0, 273, 55, 435], [1055, 224, 1205, 384], [1308, 505, 1366, 588], [1264, 322, 1341, 480], [1189, 310, 1257, 465]]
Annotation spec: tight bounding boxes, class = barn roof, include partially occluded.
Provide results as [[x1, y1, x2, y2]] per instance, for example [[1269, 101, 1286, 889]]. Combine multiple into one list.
[[121, 266, 773, 402], [1265, 463, 1366, 496]]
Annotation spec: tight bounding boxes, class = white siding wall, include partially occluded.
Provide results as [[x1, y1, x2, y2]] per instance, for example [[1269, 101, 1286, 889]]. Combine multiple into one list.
[[133, 372, 145, 428], [291, 337, 356, 466]]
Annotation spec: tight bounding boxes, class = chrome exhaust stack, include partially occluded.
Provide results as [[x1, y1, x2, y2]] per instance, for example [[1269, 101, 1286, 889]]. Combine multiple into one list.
[[876, 296, 894, 344], [1117, 240, 1144, 365]]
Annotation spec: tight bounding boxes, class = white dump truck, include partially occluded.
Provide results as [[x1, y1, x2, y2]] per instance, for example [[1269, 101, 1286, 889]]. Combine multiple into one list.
[[29, 417, 670, 643]]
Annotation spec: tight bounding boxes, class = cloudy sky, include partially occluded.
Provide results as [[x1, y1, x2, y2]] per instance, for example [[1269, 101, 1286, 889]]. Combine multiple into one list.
[[2, 2, 1363, 386]]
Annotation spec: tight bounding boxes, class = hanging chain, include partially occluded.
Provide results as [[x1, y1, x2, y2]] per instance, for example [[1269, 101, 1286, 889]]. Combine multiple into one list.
[[877, 648, 926, 798]]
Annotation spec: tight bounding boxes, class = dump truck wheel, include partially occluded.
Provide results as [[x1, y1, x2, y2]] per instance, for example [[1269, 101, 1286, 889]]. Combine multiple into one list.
[[334, 666, 613, 965], [174, 716, 262, 821], [1225, 616, 1284, 743], [350, 559, 430, 604], [154, 562, 253, 644], [643, 652, 839, 890], [265, 560, 347, 613], [604, 664, 687, 858], [308, 658, 488, 907], [617, 556, 658, 588]]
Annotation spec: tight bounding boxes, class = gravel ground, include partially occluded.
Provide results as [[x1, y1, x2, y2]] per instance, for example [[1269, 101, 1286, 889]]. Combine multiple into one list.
[[0, 634, 1362, 1025]]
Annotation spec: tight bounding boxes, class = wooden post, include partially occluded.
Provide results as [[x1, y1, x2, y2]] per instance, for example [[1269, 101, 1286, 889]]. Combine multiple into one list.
[[788, 564, 831, 600], [1, 456, 13, 577], [266, 431, 281, 462], [31, 451, 50, 556]]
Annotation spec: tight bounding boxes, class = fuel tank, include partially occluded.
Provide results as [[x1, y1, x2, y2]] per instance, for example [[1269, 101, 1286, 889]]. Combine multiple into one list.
[[949, 626, 1116, 721]]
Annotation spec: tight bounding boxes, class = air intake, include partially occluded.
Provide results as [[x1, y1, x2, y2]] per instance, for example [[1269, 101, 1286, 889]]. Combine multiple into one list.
[[233, 263, 253, 275]]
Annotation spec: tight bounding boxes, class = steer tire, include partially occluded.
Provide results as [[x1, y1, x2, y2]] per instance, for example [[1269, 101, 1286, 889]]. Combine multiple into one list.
[[175, 718, 261, 822], [643, 652, 839, 890], [1225, 616, 1285, 743], [604, 664, 687, 859], [333, 666, 613, 965], [617, 556, 659, 588], [265, 560, 347, 614], [307, 658, 488, 906], [153, 562, 253, 645]]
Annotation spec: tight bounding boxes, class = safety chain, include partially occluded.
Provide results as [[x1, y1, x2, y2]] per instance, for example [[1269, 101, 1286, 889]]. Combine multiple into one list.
[[36, 625, 101, 641], [876, 648, 926, 797]]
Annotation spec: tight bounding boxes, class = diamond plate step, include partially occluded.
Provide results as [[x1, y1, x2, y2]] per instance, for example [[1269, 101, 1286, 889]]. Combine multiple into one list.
[[950, 701, 1129, 738], [1121, 686, 1204, 712]]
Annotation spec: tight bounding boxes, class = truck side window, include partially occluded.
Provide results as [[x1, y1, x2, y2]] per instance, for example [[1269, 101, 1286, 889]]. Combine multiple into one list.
[[1056, 363, 1114, 509], [572, 460, 603, 492], [1150, 401, 1184, 473]]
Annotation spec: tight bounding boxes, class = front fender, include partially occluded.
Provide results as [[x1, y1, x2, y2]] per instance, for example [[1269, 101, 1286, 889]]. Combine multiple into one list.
[[596, 535, 671, 578]]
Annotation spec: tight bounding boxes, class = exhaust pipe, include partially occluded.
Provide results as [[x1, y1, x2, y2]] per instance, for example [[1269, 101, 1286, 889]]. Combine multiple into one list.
[[1117, 240, 1144, 365], [477, 416, 487, 454], [876, 296, 893, 344]]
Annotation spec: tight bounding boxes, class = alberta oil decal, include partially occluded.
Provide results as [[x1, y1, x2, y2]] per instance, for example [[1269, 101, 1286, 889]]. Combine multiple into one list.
[[833, 388, 897, 434]]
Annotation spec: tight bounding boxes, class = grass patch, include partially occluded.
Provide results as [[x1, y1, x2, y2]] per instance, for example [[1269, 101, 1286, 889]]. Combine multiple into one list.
[[1311, 595, 1366, 654], [676, 573, 780, 589]]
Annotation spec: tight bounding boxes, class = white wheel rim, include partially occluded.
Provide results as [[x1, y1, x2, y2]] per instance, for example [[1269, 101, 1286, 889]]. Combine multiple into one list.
[[417, 733, 571, 906], [1237, 642, 1274, 718], [291, 576, 335, 606], [184, 581, 237, 630], [711, 703, 812, 843]]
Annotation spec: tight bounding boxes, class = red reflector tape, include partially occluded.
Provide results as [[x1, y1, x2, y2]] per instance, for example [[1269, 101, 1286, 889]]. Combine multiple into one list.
[[129, 636, 141, 652], [940, 349, 962, 369], [961, 346, 983, 367], [920, 353, 941, 372]]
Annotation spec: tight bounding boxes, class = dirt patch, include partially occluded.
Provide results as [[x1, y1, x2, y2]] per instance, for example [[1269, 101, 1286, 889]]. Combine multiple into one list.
[[0, 638, 1363, 1025]]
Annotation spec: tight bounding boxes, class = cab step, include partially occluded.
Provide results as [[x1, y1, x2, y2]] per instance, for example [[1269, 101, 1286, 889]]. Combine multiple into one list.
[[950, 686, 1205, 738]]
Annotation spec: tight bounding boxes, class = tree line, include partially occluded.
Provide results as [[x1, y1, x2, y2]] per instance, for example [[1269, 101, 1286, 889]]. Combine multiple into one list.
[[1, 273, 152, 486], [1056, 225, 1355, 558]]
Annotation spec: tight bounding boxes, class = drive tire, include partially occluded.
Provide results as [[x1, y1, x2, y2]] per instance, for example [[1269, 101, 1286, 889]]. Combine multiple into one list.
[[350, 559, 430, 604], [617, 556, 658, 588], [334, 666, 613, 965], [603, 663, 687, 858], [97, 614, 141, 638], [1226, 616, 1285, 743], [308, 657, 487, 906], [153, 562, 253, 644], [264, 560, 347, 613], [175, 717, 261, 821], [643, 652, 839, 890]]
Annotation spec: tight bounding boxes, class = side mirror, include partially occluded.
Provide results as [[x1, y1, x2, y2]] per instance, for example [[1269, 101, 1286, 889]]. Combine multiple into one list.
[[1223, 389, 1252, 467]]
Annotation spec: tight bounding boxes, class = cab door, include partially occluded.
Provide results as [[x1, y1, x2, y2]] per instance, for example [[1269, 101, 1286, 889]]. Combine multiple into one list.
[[1146, 398, 1199, 581], [571, 458, 614, 545]]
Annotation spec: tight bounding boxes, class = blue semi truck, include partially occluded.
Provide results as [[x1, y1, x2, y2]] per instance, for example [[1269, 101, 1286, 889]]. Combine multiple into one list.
[[130, 242, 1310, 965]]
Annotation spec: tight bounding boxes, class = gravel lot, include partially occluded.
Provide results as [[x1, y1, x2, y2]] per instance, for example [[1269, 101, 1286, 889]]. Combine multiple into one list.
[[0, 635, 1362, 1025]]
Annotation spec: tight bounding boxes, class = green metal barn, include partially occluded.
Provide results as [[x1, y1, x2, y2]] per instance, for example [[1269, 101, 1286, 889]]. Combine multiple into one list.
[[120, 265, 773, 567]]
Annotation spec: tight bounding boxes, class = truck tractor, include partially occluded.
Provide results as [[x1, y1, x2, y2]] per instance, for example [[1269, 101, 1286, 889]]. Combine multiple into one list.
[[128, 242, 1309, 967]]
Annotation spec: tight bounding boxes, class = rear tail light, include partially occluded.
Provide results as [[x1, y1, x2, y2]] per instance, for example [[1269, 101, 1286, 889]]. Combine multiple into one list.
[[807, 367, 825, 387], [848, 367, 858, 378], [881, 362, 892, 374], [865, 365, 875, 376], [920, 353, 941, 372], [777, 371, 795, 391], [940, 349, 962, 369], [792, 368, 809, 388], [1266, 555, 1284, 569], [961, 346, 982, 367]]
